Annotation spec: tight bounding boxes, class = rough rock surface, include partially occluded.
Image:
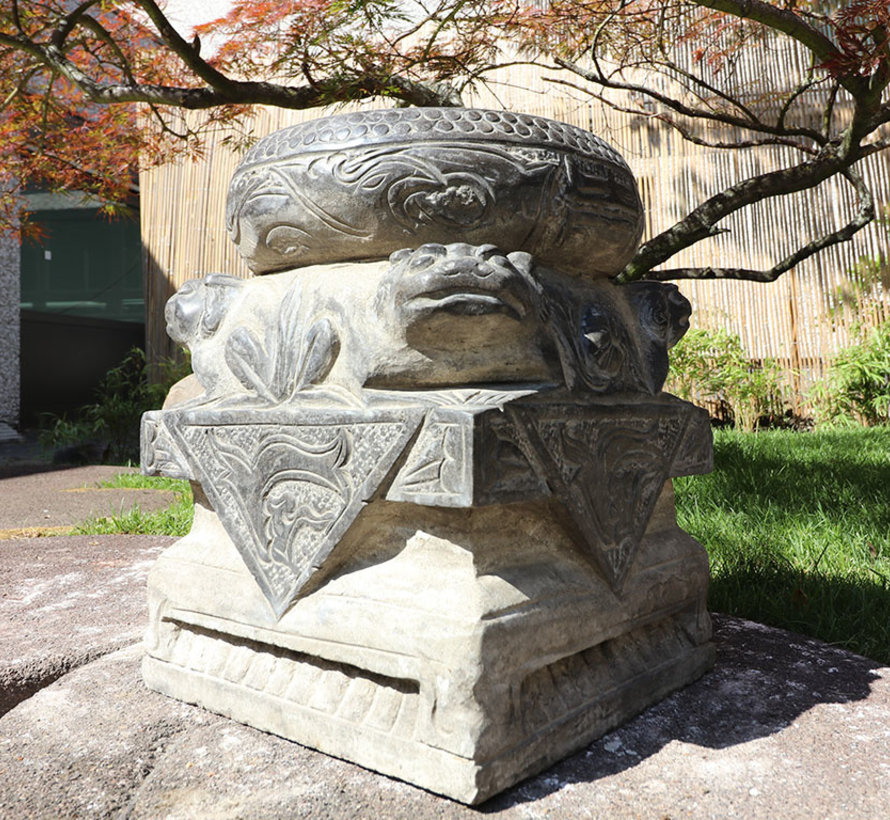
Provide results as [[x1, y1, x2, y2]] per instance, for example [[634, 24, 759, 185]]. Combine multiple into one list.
[[0, 534, 173, 714], [1, 611, 888, 819]]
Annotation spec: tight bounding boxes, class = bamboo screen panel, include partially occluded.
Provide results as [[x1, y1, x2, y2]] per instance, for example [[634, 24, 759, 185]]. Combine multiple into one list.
[[141, 61, 890, 412]]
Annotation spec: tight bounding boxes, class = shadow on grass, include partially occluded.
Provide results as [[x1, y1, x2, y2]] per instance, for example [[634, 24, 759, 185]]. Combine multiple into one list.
[[482, 614, 884, 811], [709, 558, 890, 664], [675, 428, 890, 663]]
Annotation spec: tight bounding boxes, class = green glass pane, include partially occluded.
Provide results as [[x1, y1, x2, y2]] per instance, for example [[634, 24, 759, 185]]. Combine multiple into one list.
[[20, 208, 143, 323]]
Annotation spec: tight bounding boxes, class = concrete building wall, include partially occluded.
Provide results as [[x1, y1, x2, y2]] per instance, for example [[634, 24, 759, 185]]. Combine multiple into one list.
[[0, 227, 20, 428]]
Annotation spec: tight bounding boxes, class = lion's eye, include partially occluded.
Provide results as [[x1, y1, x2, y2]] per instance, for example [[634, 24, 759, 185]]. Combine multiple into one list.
[[389, 248, 412, 264], [408, 244, 446, 270], [410, 254, 439, 270], [649, 301, 668, 327]]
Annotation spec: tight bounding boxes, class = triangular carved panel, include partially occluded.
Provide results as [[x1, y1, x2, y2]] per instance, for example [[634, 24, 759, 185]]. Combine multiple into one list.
[[508, 404, 689, 591], [169, 413, 420, 617]]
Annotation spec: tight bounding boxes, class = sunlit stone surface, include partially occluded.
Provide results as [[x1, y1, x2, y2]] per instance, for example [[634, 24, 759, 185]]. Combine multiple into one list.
[[141, 108, 714, 805]]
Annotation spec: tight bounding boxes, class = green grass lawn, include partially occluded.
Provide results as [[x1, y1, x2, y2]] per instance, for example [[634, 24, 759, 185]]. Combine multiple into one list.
[[675, 427, 890, 663], [70, 472, 194, 537], [77, 428, 890, 663]]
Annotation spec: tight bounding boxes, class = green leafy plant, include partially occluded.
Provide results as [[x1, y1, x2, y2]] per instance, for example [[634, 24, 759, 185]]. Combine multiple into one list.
[[667, 327, 786, 431], [826, 209, 890, 328], [815, 323, 890, 427], [40, 348, 190, 464]]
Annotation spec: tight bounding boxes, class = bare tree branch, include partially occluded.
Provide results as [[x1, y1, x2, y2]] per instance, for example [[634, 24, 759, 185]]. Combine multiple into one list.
[[0, 24, 461, 111], [695, 0, 866, 97], [73, 14, 139, 86], [634, 166, 875, 283], [11, 0, 24, 35], [649, 50, 760, 124], [777, 59, 819, 131], [652, 113, 818, 154], [822, 79, 840, 135], [132, 0, 239, 93], [50, 1, 104, 49], [553, 55, 825, 143], [617, 147, 855, 282], [859, 136, 890, 158]]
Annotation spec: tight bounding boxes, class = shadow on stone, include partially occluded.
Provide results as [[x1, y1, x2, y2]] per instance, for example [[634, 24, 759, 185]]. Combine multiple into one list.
[[480, 613, 883, 810], [0, 649, 119, 717]]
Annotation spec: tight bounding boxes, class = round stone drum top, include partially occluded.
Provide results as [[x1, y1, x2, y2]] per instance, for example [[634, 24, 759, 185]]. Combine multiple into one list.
[[226, 108, 644, 278]]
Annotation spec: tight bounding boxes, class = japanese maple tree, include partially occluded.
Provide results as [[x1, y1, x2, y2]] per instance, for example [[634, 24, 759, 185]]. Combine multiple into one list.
[[2, 0, 889, 282], [507, 0, 890, 282], [0, 0, 489, 233]]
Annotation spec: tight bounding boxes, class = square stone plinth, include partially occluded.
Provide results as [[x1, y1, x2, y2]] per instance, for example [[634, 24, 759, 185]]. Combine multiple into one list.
[[143, 485, 713, 804]]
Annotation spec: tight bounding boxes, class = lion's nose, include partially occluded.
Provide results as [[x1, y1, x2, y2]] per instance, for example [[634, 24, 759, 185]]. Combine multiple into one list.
[[438, 259, 492, 278]]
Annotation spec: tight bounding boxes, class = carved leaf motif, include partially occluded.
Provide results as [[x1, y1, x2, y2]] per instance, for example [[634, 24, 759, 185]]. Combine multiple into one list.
[[288, 318, 340, 399], [337, 147, 500, 231], [169, 414, 422, 617], [140, 413, 191, 480], [272, 284, 303, 398], [507, 407, 685, 592], [225, 327, 275, 402], [265, 284, 341, 403]]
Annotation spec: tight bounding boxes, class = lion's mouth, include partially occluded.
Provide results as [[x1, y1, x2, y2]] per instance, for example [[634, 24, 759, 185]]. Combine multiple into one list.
[[405, 286, 528, 320]]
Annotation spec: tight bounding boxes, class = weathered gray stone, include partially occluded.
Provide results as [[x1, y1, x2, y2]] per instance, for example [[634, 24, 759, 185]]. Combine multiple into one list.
[[0, 534, 172, 715], [155, 250, 690, 405], [142, 477, 712, 803], [226, 108, 644, 277], [3, 617, 888, 819], [143, 395, 711, 613], [141, 107, 715, 804]]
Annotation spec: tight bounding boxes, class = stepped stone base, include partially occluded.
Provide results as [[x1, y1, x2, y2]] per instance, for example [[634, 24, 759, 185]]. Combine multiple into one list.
[[143, 482, 714, 804]]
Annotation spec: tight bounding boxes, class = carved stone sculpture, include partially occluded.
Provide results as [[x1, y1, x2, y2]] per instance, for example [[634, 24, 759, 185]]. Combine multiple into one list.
[[141, 108, 715, 805]]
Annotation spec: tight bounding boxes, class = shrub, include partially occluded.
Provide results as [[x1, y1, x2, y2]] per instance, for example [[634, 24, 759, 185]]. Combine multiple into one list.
[[667, 327, 786, 431], [40, 348, 190, 464], [815, 323, 890, 427]]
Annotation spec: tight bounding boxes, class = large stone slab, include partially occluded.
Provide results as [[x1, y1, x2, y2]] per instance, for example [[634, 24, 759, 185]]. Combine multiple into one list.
[[0, 534, 173, 714], [1, 617, 888, 818]]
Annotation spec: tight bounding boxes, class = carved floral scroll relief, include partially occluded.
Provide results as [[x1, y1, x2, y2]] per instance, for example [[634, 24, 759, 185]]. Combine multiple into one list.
[[225, 108, 643, 276], [145, 108, 710, 621]]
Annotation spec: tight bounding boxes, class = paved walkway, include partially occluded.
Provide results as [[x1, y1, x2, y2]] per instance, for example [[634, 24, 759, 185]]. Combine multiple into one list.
[[0, 434, 175, 536], [0, 464, 176, 534]]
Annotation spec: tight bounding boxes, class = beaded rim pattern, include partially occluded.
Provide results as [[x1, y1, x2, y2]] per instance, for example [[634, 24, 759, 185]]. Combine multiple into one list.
[[237, 108, 630, 172]]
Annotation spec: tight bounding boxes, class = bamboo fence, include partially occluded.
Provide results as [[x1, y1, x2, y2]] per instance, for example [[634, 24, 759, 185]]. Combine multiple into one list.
[[141, 56, 890, 414]]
